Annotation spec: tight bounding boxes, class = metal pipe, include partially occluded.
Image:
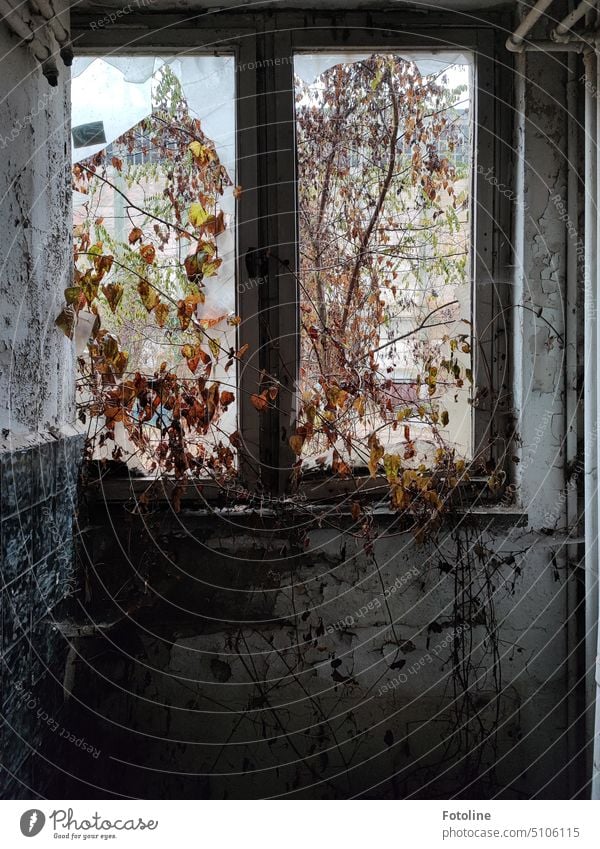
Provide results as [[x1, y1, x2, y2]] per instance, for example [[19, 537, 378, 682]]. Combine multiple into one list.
[[506, 37, 592, 51], [584, 46, 600, 798], [554, 0, 597, 37], [507, 0, 556, 51], [564, 48, 582, 798], [592, 31, 600, 802]]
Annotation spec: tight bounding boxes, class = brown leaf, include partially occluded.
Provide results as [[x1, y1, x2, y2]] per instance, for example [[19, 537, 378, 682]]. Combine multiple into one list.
[[102, 283, 124, 313], [203, 210, 225, 237], [289, 434, 305, 455], [128, 227, 143, 245], [154, 301, 169, 328], [139, 244, 156, 265], [94, 254, 114, 277], [250, 392, 269, 412], [55, 306, 76, 338], [368, 436, 384, 478], [184, 252, 203, 282], [177, 294, 202, 329]]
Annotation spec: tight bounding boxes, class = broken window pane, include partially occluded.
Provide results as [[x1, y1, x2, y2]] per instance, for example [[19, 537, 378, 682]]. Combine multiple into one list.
[[71, 56, 238, 477]]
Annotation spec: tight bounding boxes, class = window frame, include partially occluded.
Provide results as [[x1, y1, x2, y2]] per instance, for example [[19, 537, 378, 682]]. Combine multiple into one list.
[[72, 9, 513, 501]]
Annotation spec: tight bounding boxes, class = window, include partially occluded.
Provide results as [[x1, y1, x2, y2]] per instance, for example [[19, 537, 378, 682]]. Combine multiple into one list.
[[295, 52, 473, 467], [71, 56, 239, 475], [70, 13, 509, 499]]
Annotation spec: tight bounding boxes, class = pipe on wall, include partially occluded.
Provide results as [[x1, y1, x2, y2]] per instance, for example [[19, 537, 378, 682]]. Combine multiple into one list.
[[507, 0, 557, 51], [554, 0, 597, 37], [564, 48, 584, 797], [584, 44, 600, 798], [506, 0, 600, 52]]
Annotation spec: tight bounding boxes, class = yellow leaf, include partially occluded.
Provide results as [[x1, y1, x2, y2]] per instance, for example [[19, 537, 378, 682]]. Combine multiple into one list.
[[368, 436, 384, 478], [353, 396, 365, 418], [289, 434, 304, 455], [188, 141, 216, 164], [202, 259, 222, 278], [188, 202, 212, 229], [208, 337, 220, 359], [137, 280, 159, 312], [64, 286, 82, 305]]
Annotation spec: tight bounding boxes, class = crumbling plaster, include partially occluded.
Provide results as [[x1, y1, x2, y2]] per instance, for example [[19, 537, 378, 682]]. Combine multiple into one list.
[[0, 23, 74, 437]]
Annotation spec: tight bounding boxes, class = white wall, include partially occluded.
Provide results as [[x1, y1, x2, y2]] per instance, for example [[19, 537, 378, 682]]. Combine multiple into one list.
[[0, 22, 74, 436]]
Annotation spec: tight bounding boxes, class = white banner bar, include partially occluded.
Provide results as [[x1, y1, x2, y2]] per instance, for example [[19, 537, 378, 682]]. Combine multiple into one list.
[[0, 800, 599, 848]]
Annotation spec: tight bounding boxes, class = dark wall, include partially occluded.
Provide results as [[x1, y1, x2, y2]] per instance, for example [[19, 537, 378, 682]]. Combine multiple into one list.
[[1, 434, 84, 797]]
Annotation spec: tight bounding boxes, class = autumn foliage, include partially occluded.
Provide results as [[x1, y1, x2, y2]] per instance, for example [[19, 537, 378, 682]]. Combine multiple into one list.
[[59, 58, 486, 525]]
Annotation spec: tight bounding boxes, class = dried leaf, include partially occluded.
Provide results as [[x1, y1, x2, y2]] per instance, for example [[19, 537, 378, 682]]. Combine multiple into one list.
[[250, 392, 269, 412], [102, 283, 124, 313], [154, 302, 169, 328], [137, 280, 159, 312], [208, 337, 220, 359], [64, 286, 82, 305], [289, 434, 305, 455], [139, 244, 156, 265], [188, 202, 212, 229], [55, 306, 76, 338]]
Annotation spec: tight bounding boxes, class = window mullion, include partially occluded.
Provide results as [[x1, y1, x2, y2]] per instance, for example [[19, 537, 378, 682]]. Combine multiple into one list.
[[259, 27, 298, 495], [237, 34, 264, 489]]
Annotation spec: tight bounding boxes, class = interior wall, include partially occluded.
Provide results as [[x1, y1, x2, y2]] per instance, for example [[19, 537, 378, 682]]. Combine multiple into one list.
[[51, 502, 577, 799], [0, 20, 85, 798]]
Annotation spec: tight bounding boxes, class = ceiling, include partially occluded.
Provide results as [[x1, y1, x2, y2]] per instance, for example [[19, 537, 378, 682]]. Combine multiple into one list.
[[75, 0, 513, 14]]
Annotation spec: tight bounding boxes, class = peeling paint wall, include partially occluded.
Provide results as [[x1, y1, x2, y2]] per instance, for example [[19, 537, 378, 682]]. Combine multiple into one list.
[[0, 23, 73, 436], [0, 22, 85, 797], [512, 49, 575, 524]]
